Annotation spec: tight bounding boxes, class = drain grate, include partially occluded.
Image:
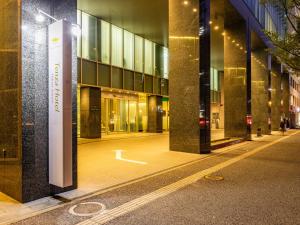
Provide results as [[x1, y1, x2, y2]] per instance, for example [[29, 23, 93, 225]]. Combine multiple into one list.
[[204, 174, 224, 181]]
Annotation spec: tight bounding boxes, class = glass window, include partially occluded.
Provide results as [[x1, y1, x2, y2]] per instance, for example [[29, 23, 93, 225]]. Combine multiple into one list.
[[82, 12, 97, 61], [144, 40, 153, 75], [111, 25, 123, 67], [134, 35, 143, 73], [123, 30, 134, 70], [163, 47, 169, 78], [214, 68, 218, 91], [99, 20, 110, 64], [77, 10, 82, 57]]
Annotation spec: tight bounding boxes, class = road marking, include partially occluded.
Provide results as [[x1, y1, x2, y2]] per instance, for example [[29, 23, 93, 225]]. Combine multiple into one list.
[[77, 131, 300, 225], [69, 202, 106, 217], [115, 150, 147, 165]]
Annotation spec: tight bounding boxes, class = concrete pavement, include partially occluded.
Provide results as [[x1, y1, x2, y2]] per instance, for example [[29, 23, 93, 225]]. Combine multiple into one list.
[[4, 130, 300, 225]]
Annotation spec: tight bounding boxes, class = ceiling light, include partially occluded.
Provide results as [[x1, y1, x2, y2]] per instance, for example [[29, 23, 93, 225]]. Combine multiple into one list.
[[214, 26, 219, 30], [35, 13, 45, 23], [183, 1, 189, 5], [193, 8, 197, 12]]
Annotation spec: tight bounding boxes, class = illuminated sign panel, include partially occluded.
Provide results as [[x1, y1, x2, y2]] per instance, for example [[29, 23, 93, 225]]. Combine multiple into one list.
[[49, 20, 72, 188]]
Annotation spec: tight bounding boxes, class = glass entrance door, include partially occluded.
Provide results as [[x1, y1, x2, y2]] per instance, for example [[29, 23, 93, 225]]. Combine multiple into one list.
[[101, 97, 138, 135]]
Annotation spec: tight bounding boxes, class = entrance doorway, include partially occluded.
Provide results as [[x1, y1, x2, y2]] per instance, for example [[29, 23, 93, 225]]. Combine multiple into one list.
[[101, 91, 148, 136]]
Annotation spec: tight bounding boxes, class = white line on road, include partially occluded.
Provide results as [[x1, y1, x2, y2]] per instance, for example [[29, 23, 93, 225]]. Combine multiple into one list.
[[115, 150, 147, 165], [77, 131, 300, 225]]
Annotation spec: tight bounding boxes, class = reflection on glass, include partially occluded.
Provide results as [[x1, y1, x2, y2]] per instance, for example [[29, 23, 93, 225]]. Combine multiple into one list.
[[135, 35, 144, 73], [111, 25, 123, 67], [138, 95, 147, 132], [100, 20, 110, 64], [129, 101, 137, 132], [144, 40, 153, 75], [82, 12, 97, 60], [163, 99, 169, 131], [124, 30, 134, 70], [163, 47, 169, 78]]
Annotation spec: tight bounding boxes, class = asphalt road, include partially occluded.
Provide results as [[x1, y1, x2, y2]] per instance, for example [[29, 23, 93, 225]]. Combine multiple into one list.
[[11, 130, 300, 225]]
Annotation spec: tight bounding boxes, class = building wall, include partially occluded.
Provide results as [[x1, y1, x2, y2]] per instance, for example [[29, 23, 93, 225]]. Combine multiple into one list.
[[21, 0, 77, 202], [0, 0, 22, 201], [169, 0, 200, 153]]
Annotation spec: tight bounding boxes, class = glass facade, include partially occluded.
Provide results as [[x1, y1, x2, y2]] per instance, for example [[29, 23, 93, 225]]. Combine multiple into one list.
[[99, 20, 110, 64], [82, 12, 97, 60], [134, 35, 144, 73], [244, 0, 286, 37], [124, 30, 134, 70], [144, 40, 153, 74], [77, 10, 169, 78], [111, 25, 123, 67]]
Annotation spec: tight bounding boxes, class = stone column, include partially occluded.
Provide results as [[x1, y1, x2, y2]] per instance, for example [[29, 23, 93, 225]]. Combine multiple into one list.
[[271, 61, 282, 131], [251, 48, 269, 135], [80, 87, 101, 138], [21, 0, 77, 202], [169, 0, 200, 153], [224, 4, 248, 138], [147, 95, 163, 133]]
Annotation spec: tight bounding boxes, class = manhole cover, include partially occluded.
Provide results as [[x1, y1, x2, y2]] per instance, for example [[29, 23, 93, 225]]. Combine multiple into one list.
[[69, 202, 106, 217], [204, 174, 224, 181]]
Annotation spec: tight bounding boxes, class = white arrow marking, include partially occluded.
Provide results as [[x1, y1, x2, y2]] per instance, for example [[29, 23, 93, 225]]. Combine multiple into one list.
[[114, 150, 147, 165]]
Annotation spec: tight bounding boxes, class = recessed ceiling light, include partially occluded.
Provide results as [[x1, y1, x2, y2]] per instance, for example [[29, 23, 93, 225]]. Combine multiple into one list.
[[35, 14, 45, 23]]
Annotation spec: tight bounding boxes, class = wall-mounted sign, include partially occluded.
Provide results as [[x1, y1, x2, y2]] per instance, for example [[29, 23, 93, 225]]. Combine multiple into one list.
[[49, 20, 72, 188]]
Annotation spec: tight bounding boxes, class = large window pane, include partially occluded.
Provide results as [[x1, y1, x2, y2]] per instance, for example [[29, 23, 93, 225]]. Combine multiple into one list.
[[77, 10, 82, 57], [124, 30, 134, 70], [144, 40, 153, 75], [99, 20, 110, 64], [163, 47, 169, 78], [134, 35, 143, 73], [111, 25, 123, 67], [82, 12, 97, 60]]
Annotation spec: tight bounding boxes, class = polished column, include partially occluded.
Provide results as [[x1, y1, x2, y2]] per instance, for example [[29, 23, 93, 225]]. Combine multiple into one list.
[[80, 87, 101, 138], [169, 0, 201, 153], [199, 0, 211, 153], [147, 95, 163, 133]]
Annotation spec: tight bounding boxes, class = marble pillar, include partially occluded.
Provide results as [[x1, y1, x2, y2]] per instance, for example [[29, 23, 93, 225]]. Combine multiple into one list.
[[169, 0, 200, 153], [21, 0, 77, 202], [147, 96, 163, 133], [80, 87, 101, 138], [251, 49, 269, 135], [224, 4, 248, 138], [271, 62, 282, 131]]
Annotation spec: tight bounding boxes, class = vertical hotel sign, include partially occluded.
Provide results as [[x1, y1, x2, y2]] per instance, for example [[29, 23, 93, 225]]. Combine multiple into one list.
[[49, 20, 72, 188]]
